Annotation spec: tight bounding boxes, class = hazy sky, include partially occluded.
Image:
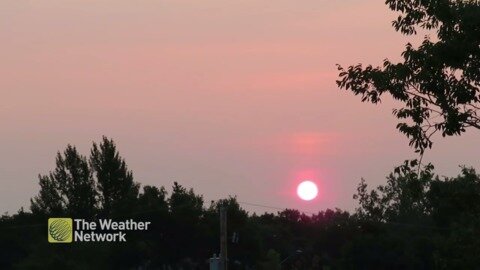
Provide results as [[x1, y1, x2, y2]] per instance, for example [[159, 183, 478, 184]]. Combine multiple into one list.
[[1, 0, 479, 214]]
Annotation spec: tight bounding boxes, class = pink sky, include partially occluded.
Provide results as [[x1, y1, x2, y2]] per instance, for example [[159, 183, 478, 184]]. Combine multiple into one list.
[[1, 0, 479, 214]]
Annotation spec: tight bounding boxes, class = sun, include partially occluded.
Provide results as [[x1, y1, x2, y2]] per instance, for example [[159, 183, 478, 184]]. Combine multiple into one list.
[[297, 180, 318, 201]]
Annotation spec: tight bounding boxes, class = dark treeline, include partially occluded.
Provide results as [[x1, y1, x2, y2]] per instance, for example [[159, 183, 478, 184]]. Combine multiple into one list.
[[1, 138, 480, 269]]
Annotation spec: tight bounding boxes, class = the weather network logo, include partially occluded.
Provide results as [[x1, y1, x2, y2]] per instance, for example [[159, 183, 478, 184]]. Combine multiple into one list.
[[47, 217, 150, 243], [48, 218, 73, 243]]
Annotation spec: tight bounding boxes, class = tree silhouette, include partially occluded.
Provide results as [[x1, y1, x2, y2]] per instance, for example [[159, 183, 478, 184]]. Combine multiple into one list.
[[354, 160, 433, 223], [349, 160, 480, 268], [30, 174, 64, 216], [31, 145, 97, 217], [90, 137, 139, 216], [137, 185, 168, 212], [337, 0, 480, 153], [169, 182, 204, 221]]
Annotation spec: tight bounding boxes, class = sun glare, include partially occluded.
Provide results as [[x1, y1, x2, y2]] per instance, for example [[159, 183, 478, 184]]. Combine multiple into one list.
[[297, 180, 318, 201]]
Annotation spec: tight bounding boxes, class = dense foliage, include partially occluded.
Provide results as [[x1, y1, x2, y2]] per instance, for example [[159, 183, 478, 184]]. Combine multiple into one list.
[[1, 139, 480, 269], [337, 0, 480, 153]]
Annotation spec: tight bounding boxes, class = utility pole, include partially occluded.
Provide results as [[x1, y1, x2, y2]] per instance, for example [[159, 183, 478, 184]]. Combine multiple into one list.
[[219, 205, 228, 270]]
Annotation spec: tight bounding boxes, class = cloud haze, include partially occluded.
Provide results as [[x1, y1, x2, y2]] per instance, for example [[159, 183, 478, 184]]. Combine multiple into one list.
[[1, 0, 479, 214]]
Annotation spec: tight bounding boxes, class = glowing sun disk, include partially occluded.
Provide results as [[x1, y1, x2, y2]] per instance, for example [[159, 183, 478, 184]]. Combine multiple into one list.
[[297, 181, 318, 201]]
